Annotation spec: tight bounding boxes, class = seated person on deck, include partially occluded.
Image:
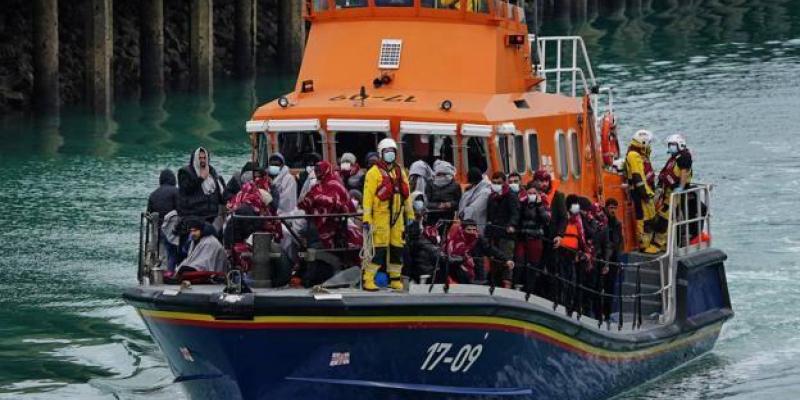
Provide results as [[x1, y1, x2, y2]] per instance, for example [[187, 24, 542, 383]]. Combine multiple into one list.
[[176, 220, 229, 276]]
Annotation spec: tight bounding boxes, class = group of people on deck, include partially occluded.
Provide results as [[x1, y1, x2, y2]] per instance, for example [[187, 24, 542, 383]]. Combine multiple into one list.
[[146, 131, 693, 319]]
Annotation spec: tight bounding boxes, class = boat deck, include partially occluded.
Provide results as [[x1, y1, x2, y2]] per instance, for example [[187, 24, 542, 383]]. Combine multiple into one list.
[[141, 282, 662, 336]]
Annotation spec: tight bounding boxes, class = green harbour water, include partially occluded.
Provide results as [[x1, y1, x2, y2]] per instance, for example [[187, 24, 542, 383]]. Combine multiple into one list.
[[2, 2, 800, 399]]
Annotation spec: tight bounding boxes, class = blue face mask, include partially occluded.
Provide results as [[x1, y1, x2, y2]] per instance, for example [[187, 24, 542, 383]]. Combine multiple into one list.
[[667, 144, 679, 155], [383, 151, 396, 164], [509, 183, 520, 193], [268, 165, 281, 176], [413, 200, 425, 212]]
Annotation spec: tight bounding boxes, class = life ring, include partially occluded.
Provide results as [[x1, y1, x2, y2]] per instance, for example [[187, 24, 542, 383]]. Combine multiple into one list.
[[600, 112, 621, 167]]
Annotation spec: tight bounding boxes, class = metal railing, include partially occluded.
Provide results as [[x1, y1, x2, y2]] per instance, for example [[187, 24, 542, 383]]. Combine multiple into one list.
[[661, 183, 713, 323]]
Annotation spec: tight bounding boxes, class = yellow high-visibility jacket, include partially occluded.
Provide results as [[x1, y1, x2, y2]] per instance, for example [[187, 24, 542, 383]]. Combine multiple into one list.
[[362, 164, 414, 247]]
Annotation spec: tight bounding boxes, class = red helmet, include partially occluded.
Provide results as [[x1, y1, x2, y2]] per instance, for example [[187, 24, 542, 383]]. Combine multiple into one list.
[[533, 169, 552, 183]]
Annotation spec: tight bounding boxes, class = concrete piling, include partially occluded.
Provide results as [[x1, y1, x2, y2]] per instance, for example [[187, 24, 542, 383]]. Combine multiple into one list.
[[140, 0, 165, 97], [86, 0, 113, 115], [32, 0, 59, 114], [191, 0, 214, 95], [234, 0, 257, 79]]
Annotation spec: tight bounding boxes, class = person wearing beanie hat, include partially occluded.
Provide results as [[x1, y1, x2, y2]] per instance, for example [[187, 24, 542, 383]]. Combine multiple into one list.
[[426, 160, 461, 228], [458, 168, 491, 234], [339, 152, 365, 193], [267, 152, 297, 215]]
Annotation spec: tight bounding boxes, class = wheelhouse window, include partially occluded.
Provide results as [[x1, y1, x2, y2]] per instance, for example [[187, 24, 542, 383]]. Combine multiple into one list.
[[335, 0, 367, 8], [334, 132, 387, 164], [555, 130, 568, 181], [568, 129, 582, 179], [497, 135, 512, 174], [464, 136, 489, 173], [375, 0, 413, 6], [421, 0, 489, 12], [278, 131, 324, 169], [314, 0, 331, 11], [513, 134, 525, 173], [256, 132, 269, 168], [402, 134, 455, 168], [526, 130, 540, 172]]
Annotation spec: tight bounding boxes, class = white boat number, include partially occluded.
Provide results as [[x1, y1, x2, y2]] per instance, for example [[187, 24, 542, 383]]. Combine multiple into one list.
[[420, 342, 483, 373]]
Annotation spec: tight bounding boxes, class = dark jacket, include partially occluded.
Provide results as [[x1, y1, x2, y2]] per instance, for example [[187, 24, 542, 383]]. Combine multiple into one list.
[[606, 214, 624, 262], [405, 222, 441, 281], [519, 198, 551, 239], [178, 152, 224, 220], [548, 191, 568, 239], [147, 169, 179, 225], [485, 189, 520, 240], [585, 217, 611, 262], [425, 181, 462, 226]]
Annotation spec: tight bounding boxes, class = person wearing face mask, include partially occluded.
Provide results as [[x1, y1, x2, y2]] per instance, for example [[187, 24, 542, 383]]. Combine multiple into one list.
[[409, 159, 434, 194], [298, 161, 357, 249], [555, 195, 591, 317], [297, 152, 322, 202], [651, 134, 694, 252], [515, 182, 552, 298], [362, 138, 414, 291], [458, 168, 491, 234], [484, 172, 520, 289], [425, 160, 462, 229], [507, 172, 522, 195], [267, 153, 298, 215], [443, 220, 513, 284], [625, 129, 659, 253], [404, 192, 442, 283], [338, 152, 364, 193]]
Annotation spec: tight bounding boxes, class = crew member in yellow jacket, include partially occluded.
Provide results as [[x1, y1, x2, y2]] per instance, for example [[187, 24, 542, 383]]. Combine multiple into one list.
[[362, 138, 414, 291], [625, 130, 658, 253]]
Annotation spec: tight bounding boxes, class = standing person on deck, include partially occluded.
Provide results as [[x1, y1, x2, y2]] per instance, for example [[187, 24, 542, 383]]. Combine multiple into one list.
[[409, 159, 434, 194], [338, 152, 365, 194], [298, 161, 357, 249], [362, 138, 414, 291], [625, 129, 659, 253], [297, 152, 322, 200], [425, 160, 461, 229], [555, 195, 591, 317], [177, 148, 224, 260], [267, 153, 298, 215], [148, 169, 179, 271], [516, 181, 551, 297], [603, 198, 624, 323], [532, 169, 566, 302], [458, 168, 492, 234], [485, 172, 520, 289], [652, 134, 693, 252]]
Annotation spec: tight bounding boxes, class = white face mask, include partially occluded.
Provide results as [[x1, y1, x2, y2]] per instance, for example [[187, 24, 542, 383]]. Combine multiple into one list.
[[268, 165, 280, 176], [668, 144, 679, 155], [509, 183, 520, 193], [306, 166, 314, 174], [528, 193, 539, 203], [491, 184, 503, 193], [340, 162, 351, 171], [570, 204, 581, 215], [413, 200, 425, 212]]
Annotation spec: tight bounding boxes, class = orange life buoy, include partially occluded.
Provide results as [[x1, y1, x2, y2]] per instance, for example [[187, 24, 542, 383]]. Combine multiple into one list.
[[600, 112, 621, 167]]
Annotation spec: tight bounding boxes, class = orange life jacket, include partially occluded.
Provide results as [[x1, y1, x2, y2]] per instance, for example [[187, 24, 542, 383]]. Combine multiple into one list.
[[562, 221, 581, 251]]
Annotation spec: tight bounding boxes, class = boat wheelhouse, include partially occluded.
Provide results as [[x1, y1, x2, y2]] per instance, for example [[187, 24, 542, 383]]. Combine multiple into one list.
[[125, 1, 733, 399]]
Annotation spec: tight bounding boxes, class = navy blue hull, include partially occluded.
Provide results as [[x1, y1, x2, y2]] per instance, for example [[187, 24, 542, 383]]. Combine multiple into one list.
[[138, 310, 723, 400]]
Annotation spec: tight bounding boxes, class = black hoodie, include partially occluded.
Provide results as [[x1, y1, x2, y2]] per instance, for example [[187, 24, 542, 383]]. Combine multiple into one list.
[[178, 148, 224, 219], [147, 169, 179, 224]]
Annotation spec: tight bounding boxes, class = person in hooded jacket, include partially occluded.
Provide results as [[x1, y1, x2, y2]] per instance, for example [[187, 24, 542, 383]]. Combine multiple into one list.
[[298, 160, 357, 249], [425, 160, 461, 229], [555, 195, 592, 317], [515, 181, 551, 298], [267, 153, 298, 215], [532, 169, 566, 302], [224, 161, 258, 202], [443, 220, 514, 284], [485, 172, 520, 289], [148, 169, 179, 271], [404, 191, 442, 283], [338, 152, 365, 194], [148, 169, 179, 227], [177, 148, 225, 261], [458, 168, 491, 234], [409, 159, 434, 194]]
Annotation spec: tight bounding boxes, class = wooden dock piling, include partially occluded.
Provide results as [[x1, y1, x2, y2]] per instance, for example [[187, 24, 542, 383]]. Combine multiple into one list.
[[140, 0, 165, 97], [86, 0, 113, 115], [235, 0, 257, 79], [191, 0, 214, 95], [32, 0, 59, 114], [278, 0, 305, 71]]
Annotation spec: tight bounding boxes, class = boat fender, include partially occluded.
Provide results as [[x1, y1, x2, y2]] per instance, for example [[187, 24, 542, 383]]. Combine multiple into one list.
[[601, 112, 622, 167], [213, 292, 255, 321]]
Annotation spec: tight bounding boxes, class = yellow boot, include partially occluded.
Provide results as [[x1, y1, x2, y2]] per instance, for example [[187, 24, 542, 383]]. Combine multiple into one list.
[[388, 264, 404, 291], [362, 265, 379, 291]]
